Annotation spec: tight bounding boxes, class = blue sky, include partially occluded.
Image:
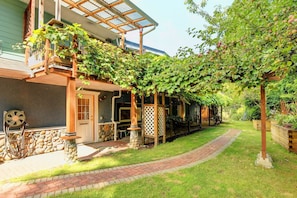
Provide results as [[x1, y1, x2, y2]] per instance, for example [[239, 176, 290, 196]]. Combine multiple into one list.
[[126, 0, 234, 56]]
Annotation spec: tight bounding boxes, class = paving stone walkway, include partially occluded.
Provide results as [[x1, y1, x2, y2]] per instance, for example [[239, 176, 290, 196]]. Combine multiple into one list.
[[0, 129, 241, 198]]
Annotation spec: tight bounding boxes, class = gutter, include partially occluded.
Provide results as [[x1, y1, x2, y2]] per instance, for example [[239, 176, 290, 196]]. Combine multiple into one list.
[[111, 90, 122, 140], [143, 26, 156, 36]]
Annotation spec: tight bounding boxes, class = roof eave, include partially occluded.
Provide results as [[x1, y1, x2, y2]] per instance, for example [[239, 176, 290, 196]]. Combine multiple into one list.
[[124, 0, 158, 28]]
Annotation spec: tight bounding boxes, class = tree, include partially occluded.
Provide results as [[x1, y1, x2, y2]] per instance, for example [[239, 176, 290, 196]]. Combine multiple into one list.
[[184, 0, 297, 163], [185, 0, 297, 86]]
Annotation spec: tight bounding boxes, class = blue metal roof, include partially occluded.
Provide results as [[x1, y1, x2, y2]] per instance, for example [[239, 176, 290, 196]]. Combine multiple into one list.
[[125, 40, 168, 56]]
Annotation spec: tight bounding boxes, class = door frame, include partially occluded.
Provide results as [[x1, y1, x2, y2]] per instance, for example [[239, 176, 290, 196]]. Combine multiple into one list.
[[76, 90, 100, 142]]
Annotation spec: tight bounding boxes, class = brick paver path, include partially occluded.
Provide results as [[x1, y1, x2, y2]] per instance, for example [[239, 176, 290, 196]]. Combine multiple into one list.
[[0, 129, 241, 198]]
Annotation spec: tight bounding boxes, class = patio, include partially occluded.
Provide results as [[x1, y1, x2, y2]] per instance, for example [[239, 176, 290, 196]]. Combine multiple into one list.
[[0, 139, 129, 181]]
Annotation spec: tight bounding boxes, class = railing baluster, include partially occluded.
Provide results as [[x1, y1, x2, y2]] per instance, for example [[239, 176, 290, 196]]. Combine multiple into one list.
[[44, 38, 50, 74]]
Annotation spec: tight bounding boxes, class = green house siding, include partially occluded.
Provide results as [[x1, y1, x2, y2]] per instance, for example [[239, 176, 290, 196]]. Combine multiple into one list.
[[0, 0, 26, 53]]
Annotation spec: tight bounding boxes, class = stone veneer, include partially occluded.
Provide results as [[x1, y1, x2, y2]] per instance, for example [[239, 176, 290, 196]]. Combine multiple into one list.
[[64, 139, 78, 163], [0, 127, 66, 162], [98, 123, 115, 142], [129, 130, 142, 149]]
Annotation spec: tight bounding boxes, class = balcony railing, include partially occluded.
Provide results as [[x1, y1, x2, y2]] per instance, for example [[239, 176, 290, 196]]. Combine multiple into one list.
[[26, 19, 78, 77]]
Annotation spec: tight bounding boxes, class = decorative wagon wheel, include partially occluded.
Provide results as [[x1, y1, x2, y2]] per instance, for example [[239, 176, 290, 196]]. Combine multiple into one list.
[[5, 110, 26, 128], [3, 110, 26, 159]]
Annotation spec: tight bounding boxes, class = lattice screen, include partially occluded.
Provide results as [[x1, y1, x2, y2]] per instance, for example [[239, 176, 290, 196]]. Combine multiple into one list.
[[143, 105, 166, 137], [158, 106, 165, 136], [144, 105, 154, 137]]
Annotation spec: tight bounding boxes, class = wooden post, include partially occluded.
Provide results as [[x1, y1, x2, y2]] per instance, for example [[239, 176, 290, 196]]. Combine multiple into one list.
[[30, 0, 35, 33], [25, 0, 36, 66], [128, 92, 141, 148], [44, 38, 50, 74], [72, 35, 78, 78], [169, 97, 173, 135], [199, 105, 202, 128], [130, 93, 138, 129], [25, 0, 35, 66], [65, 34, 78, 134], [139, 28, 143, 54], [120, 33, 125, 49], [260, 85, 267, 159], [141, 95, 145, 144], [208, 106, 211, 126], [162, 93, 166, 143], [66, 77, 76, 133], [154, 92, 158, 147], [38, 0, 44, 28]]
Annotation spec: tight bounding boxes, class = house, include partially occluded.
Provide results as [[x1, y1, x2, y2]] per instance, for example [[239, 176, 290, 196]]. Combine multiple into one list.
[[201, 105, 223, 126], [0, 0, 218, 162], [0, 0, 160, 162]]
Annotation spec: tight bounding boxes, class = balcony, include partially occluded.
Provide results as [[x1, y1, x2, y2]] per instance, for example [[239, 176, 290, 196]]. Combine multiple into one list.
[[25, 20, 123, 92]]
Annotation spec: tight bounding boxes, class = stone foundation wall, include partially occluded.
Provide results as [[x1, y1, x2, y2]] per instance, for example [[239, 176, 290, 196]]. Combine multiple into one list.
[[98, 123, 115, 142], [0, 127, 66, 161]]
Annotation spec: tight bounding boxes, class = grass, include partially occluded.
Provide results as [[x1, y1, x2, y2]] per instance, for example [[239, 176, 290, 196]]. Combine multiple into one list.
[[51, 121, 297, 198], [9, 121, 231, 182]]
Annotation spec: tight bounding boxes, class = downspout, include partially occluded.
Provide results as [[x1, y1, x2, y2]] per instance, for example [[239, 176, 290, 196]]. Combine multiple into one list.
[[55, 0, 61, 21], [112, 90, 122, 140]]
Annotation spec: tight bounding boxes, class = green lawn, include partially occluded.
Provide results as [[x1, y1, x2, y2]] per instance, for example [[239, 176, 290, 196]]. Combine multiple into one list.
[[10, 121, 231, 182], [52, 121, 297, 198]]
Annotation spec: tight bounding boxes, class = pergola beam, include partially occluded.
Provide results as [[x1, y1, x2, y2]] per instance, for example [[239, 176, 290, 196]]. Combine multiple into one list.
[[63, 0, 126, 33]]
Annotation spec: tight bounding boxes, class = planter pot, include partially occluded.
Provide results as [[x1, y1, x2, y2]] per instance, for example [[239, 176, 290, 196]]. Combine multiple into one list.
[[252, 120, 271, 131], [271, 124, 297, 154]]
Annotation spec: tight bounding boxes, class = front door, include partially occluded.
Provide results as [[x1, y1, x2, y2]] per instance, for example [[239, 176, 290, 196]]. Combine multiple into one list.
[[76, 94, 94, 143]]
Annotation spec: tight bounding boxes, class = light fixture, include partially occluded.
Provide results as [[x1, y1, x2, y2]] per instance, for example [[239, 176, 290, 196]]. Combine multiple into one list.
[[99, 95, 107, 102]]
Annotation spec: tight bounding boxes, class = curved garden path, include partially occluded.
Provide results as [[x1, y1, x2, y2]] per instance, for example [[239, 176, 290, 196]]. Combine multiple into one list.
[[0, 129, 241, 198]]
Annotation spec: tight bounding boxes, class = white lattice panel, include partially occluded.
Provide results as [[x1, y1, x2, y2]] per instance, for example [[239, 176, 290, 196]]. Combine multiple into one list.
[[144, 105, 166, 137], [144, 105, 155, 136], [158, 106, 165, 136]]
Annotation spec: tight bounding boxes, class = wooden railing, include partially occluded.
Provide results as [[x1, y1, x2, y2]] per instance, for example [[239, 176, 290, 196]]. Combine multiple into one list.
[[26, 19, 77, 77]]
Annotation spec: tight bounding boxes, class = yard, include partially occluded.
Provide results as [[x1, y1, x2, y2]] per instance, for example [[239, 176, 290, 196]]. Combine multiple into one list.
[[1, 1, 296, 197], [50, 121, 297, 197], [10, 121, 294, 197]]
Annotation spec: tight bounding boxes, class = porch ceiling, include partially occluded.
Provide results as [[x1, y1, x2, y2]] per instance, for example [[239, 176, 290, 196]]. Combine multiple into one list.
[[60, 0, 158, 34], [26, 72, 125, 91], [21, 0, 158, 40]]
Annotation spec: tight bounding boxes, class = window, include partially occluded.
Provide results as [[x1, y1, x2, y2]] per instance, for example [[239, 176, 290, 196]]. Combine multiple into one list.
[[78, 98, 89, 120], [119, 107, 141, 122]]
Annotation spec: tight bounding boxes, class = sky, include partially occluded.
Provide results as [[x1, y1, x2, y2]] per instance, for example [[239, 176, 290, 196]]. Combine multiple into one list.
[[126, 0, 234, 56]]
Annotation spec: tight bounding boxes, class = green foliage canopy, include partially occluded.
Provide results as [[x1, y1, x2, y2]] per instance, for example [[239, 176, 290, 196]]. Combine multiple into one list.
[[25, 22, 223, 106], [185, 0, 297, 88]]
